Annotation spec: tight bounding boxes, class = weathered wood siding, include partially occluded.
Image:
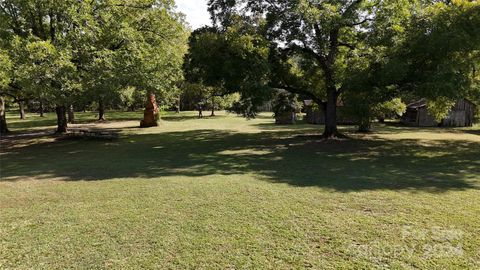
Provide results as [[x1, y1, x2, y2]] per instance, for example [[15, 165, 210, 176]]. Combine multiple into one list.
[[418, 107, 438, 127], [442, 99, 476, 127], [402, 99, 476, 127]]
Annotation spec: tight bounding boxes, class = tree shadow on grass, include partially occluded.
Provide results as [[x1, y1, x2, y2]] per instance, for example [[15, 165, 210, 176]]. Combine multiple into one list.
[[463, 129, 480, 136], [1, 129, 479, 193]]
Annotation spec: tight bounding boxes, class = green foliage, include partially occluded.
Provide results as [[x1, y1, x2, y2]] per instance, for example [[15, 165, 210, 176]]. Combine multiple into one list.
[[272, 91, 301, 118], [205, 0, 421, 135], [427, 98, 456, 122], [391, 0, 480, 99], [0, 50, 12, 88], [217, 93, 241, 110], [0, 0, 188, 125], [375, 98, 407, 120], [183, 24, 271, 112], [206, 0, 480, 134], [227, 98, 257, 119]]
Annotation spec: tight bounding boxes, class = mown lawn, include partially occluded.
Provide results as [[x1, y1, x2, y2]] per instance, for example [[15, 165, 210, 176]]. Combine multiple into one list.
[[1, 111, 479, 269]]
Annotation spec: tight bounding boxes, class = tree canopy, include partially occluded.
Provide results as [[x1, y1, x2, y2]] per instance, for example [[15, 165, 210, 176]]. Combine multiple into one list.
[[193, 0, 480, 135], [0, 0, 188, 132]]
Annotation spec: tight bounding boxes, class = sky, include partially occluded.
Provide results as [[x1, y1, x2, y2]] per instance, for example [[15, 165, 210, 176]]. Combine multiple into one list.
[[175, 0, 212, 30]]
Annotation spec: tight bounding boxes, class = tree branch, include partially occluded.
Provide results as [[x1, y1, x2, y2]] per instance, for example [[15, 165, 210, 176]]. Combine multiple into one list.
[[270, 83, 323, 105]]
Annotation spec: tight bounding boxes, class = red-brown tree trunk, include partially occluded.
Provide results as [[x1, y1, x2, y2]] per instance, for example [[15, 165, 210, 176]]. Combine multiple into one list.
[[0, 96, 9, 134], [55, 106, 68, 134]]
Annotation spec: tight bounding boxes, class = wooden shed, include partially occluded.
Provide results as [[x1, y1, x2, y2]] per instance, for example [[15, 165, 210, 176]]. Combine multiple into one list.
[[401, 98, 476, 127]]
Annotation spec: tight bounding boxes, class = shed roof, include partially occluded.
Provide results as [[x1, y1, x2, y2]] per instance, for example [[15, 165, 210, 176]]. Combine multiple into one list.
[[407, 99, 428, 109]]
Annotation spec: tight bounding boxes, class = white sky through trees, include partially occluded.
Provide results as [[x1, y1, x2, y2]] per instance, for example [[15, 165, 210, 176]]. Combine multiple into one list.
[[176, 0, 211, 29]]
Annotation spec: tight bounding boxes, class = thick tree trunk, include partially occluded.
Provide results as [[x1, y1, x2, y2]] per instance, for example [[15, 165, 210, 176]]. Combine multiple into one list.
[[18, 100, 25, 120], [98, 100, 106, 121], [210, 96, 215, 117], [0, 96, 9, 134], [67, 105, 75, 124], [55, 106, 68, 134], [323, 87, 339, 138], [39, 101, 45, 117]]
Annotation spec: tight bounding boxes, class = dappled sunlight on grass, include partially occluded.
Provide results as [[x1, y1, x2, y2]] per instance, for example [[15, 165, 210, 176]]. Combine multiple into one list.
[[1, 111, 480, 268], [2, 112, 479, 193]]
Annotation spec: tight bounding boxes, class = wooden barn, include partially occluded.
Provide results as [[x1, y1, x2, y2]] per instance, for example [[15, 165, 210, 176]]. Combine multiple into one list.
[[401, 98, 476, 127]]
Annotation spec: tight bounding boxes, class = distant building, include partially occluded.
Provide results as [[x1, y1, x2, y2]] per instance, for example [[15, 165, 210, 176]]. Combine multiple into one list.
[[401, 98, 476, 127]]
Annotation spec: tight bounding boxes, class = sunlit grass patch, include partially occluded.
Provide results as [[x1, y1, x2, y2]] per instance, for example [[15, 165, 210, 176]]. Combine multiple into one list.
[[1, 111, 479, 269]]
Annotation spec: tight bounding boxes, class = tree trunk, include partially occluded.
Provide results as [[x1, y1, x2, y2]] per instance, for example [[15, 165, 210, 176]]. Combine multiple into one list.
[[55, 106, 68, 134], [323, 87, 339, 138], [358, 118, 371, 133], [68, 105, 75, 124], [39, 101, 45, 117], [0, 96, 9, 134], [176, 96, 181, 114], [210, 96, 215, 117], [98, 100, 106, 121], [19, 100, 25, 120]]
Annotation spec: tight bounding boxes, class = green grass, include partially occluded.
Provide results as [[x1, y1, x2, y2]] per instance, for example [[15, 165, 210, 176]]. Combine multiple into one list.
[[1, 111, 479, 269]]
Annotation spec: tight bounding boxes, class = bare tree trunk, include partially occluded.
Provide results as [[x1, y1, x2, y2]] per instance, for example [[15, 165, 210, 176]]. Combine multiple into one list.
[[67, 105, 75, 124], [39, 101, 45, 117], [0, 96, 9, 134], [176, 96, 181, 114], [210, 96, 215, 117], [98, 100, 106, 121], [55, 106, 68, 134], [18, 100, 25, 120], [323, 86, 338, 138]]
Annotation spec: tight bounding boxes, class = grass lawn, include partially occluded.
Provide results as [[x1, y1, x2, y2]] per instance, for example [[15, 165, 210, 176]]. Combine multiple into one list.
[[1, 111, 479, 269]]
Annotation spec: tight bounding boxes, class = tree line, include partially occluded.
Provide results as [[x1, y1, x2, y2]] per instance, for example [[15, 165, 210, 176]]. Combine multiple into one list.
[[1, 0, 479, 137], [185, 0, 480, 137], [0, 0, 187, 133]]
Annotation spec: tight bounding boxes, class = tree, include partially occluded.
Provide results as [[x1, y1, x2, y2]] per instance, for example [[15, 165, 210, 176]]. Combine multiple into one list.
[[183, 25, 271, 117], [206, 0, 420, 137], [403, 0, 480, 100], [0, 50, 12, 134], [0, 0, 187, 133], [75, 0, 187, 121], [1, 0, 86, 132]]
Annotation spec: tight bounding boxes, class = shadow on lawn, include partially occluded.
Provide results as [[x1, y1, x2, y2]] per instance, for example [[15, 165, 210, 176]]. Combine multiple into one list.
[[1, 129, 479, 192], [464, 129, 480, 136]]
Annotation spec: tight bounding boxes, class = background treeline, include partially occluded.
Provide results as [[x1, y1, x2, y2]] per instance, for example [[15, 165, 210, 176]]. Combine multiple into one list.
[[1, 0, 479, 136]]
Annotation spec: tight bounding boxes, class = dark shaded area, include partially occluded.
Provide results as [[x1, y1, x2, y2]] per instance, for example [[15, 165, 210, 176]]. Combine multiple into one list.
[[4, 111, 228, 131], [464, 129, 480, 136], [1, 128, 479, 193]]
